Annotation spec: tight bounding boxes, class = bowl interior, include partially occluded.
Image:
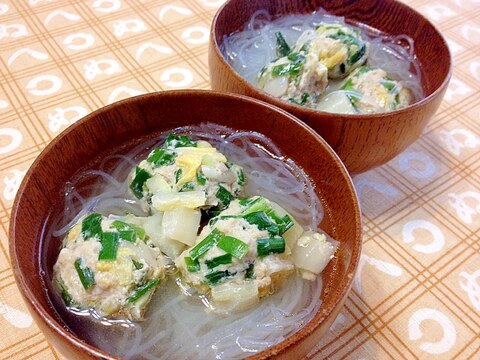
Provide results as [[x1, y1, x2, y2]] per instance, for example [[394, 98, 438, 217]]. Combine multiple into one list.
[[10, 90, 362, 358], [213, 0, 451, 98]]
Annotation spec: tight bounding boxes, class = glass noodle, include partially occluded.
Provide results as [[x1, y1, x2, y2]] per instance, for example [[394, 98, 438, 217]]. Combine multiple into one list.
[[44, 124, 325, 359], [221, 9, 424, 105]]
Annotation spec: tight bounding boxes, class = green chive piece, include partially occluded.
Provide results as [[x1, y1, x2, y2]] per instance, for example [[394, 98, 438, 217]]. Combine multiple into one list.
[[189, 229, 223, 261], [257, 236, 286, 256], [180, 182, 195, 192], [56, 279, 74, 305], [381, 80, 396, 92], [348, 44, 366, 66], [196, 172, 207, 185], [243, 211, 280, 235], [185, 256, 200, 272], [236, 168, 245, 186], [272, 62, 303, 77], [205, 254, 233, 269], [216, 185, 235, 207], [132, 225, 146, 241], [240, 197, 292, 235], [245, 263, 255, 280], [290, 92, 310, 106], [205, 270, 231, 285], [275, 31, 291, 57], [175, 168, 183, 184], [61, 289, 73, 305], [163, 133, 196, 149], [98, 232, 119, 260], [74, 258, 95, 290], [217, 235, 249, 259], [287, 52, 306, 64], [82, 213, 103, 240], [341, 78, 362, 106], [132, 259, 143, 270], [240, 197, 269, 215], [111, 220, 145, 242], [127, 279, 159, 303], [147, 148, 175, 167], [279, 214, 294, 234], [130, 167, 152, 199]]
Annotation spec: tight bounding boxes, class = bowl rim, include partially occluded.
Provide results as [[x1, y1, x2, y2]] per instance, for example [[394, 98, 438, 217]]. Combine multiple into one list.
[[210, 0, 453, 120], [9, 89, 362, 359]]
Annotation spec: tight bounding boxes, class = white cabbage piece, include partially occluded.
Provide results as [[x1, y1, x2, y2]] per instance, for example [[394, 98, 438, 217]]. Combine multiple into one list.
[[292, 231, 336, 275], [161, 207, 201, 246]]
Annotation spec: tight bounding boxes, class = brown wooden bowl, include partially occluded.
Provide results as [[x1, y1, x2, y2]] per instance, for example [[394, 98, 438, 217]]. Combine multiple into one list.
[[209, 0, 452, 174], [9, 90, 362, 359]]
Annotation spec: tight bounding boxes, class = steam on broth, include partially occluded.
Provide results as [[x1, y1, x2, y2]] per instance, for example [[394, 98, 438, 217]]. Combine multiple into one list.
[[222, 10, 424, 114], [44, 124, 336, 359]]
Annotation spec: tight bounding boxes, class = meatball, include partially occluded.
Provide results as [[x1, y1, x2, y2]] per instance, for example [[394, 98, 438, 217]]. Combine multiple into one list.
[[53, 213, 166, 320]]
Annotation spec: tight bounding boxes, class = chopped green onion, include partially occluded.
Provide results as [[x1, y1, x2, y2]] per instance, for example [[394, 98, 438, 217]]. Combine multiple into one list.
[[301, 93, 310, 104], [205, 254, 233, 269], [327, 32, 361, 47], [216, 185, 235, 207], [189, 229, 223, 261], [130, 167, 152, 199], [127, 279, 159, 303], [342, 78, 355, 91], [196, 172, 207, 185], [275, 31, 291, 57], [98, 232, 119, 260], [163, 133, 196, 149], [245, 263, 255, 280], [236, 168, 245, 186], [381, 80, 396, 92], [217, 235, 249, 259], [348, 44, 366, 66], [180, 182, 195, 192], [272, 62, 303, 78], [243, 211, 280, 235], [74, 258, 95, 290], [185, 256, 200, 272], [239, 197, 257, 206], [205, 270, 231, 285], [132, 225, 146, 241], [265, 212, 293, 235], [56, 279, 74, 305], [147, 148, 175, 167], [240, 197, 269, 215], [82, 213, 103, 240], [341, 79, 361, 106], [132, 259, 143, 270], [257, 236, 286, 256], [272, 64, 289, 77], [290, 92, 310, 106], [287, 52, 306, 64], [111, 220, 145, 242], [240, 197, 292, 235], [175, 168, 182, 184]]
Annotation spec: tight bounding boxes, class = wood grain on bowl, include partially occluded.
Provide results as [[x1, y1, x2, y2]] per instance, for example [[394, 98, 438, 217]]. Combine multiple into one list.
[[209, 0, 452, 174], [10, 90, 362, 359]]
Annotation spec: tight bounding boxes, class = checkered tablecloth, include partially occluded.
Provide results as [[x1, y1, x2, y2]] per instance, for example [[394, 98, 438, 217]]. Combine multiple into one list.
[[0, 0, 479, 359]]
